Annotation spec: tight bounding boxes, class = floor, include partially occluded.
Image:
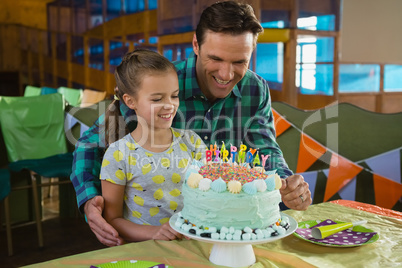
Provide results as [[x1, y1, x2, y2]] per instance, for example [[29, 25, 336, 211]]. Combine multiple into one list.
[[0, 184, 107, 267]]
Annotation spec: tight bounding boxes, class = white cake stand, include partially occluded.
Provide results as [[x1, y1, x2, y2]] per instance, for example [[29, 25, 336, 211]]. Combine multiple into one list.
[[169, 212, 297, 268]]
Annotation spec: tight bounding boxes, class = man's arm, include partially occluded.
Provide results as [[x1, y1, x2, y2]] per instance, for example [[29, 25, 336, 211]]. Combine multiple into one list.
[[70, 116, 123, 246], [243, 77, 311, 210], [70, 118, 104, 212]]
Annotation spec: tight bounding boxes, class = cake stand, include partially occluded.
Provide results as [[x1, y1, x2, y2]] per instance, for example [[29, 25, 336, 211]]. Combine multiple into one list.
[[169, 212, 297, 268]]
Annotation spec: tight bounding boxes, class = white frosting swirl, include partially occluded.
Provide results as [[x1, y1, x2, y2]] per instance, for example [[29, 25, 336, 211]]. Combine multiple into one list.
[[198, 178, 212, 191], [228, 180, 242, 194], [254, 179, 267, 192]]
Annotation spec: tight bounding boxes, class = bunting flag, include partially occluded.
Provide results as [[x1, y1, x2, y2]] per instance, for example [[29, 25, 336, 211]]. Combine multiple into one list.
[[272, 109, 291, 137], [80, 124, 90, 137], [64, 112, 90, 138], [296, 133, 327, 173], [297, 170, 318, 202], [338, 177, 357, 201], [364, 148, 401, 184], [324, 153, 363, 202], [373, 174, 402, 209], [65, 112, 79, 131]]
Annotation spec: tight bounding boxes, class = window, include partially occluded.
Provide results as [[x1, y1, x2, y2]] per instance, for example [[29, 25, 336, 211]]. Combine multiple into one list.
[[255, 43, 284, 91], [339, 64, 380, 93], [384, 65, 402, 92], [296, 35, 334, 95]]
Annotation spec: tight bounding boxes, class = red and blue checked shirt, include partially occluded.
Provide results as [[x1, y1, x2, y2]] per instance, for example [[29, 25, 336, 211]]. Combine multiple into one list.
[[70, 52, 293, 211]]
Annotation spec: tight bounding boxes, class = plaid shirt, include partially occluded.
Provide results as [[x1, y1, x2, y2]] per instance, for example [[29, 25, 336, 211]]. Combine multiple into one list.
[[71, 52, 293, 211]]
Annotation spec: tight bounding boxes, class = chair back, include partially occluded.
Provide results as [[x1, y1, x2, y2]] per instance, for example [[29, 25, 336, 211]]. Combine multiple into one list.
[[24, 86, 41, 97], [41, 87, 58, 95], [0, 94, 67, 163], [80, 89, 107, 107], [0, 169, 11, 201], [58, 87, 83, 106]]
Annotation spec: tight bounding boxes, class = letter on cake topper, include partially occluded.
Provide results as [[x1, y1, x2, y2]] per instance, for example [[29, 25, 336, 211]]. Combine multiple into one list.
[[261, 154, 270, 167]]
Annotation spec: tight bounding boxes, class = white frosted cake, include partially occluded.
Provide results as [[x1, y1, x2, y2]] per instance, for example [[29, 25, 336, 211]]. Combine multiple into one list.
[[174, 160, 291, 241]]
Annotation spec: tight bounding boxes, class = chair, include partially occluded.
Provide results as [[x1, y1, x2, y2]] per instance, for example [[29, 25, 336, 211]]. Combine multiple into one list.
[[41, 86, 58, 95], [24, 85, 41, 97], [80, 89, 107, 107], [0, 93, 73, 254], [58, 86, 83, 107], [0, 168, 12, 256]]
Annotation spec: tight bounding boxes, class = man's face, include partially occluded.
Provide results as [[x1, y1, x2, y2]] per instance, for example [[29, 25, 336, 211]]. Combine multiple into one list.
[[193, 31, 254, 103]]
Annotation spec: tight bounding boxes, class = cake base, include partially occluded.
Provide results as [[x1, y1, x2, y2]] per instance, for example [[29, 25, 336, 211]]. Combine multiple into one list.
[[169, 212, 297, 268], [209, 243, 255, 267]]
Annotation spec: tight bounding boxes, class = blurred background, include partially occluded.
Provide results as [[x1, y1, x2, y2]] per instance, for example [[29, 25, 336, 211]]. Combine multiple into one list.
[[0, 0, 401, 112]]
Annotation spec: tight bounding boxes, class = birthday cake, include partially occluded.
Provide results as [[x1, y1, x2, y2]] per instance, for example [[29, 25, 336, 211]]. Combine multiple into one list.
[[174, 144, 290, 241]]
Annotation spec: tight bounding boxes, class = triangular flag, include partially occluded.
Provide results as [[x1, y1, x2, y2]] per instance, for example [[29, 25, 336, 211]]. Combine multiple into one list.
[[365, 149, 401, 184], [65, 113, 79, 131], [338, 177, 357, 201], [324, 153, 363, 201], [373, 174, 402, 209], [272, 109, 291, 137], [296, 133, 327, 173], [297, 171, 318, 202], [80, 123, 90, 138]]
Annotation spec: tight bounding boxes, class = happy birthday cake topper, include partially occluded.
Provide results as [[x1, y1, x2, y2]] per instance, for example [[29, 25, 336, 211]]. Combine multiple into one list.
[[205, 142, 270, 167]]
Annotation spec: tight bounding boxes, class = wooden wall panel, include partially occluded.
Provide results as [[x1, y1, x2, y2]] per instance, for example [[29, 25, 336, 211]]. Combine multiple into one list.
[[382, 94, 402, 114], [0, 25, 21, 71], [338, 94, 377, 112]]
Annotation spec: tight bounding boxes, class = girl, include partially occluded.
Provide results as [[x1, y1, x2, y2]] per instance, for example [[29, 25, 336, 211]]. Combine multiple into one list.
[[100, 49, 205, 243]]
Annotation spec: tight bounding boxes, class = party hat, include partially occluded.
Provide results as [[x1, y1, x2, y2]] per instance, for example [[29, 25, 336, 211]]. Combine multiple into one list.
[[311, 220, 367, 239]]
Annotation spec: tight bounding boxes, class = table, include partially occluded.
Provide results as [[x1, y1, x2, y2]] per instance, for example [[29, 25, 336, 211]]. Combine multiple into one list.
[[24, 202, 402, 268]]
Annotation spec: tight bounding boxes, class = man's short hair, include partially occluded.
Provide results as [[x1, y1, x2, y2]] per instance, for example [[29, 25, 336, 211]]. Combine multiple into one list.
[[195, 1, 263, 48]]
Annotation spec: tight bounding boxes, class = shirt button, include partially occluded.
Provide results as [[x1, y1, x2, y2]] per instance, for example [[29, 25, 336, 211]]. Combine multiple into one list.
[[207, 109, 211, 113], [204, 136, 208, 140]]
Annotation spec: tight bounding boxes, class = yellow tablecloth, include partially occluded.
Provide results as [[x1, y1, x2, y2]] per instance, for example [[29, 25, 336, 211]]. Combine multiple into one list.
[[24, 202, 402, 268]]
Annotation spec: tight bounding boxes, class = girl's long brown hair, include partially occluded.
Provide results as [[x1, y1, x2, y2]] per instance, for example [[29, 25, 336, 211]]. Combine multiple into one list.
[[104, 49, 176, 147]]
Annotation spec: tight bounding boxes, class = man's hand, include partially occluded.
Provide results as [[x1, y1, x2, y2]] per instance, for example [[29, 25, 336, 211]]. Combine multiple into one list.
[[280, 174, 311, 210], [84, 196, 124, 247]]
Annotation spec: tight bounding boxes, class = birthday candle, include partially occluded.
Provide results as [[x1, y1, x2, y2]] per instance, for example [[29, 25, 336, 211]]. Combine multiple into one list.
[[239, 143, 247, 153], [206, 150, 212, 162], [221, 141, 226, 152], [261, 154, 270, 167], [222, 150, 229, 162], [215, 149, 221, 162], [246, 151, 253, 163], [231, 151, 237, 163], [210, 144, 217, 156], [238, 151, 245, 163], [253, 152, 261, 166], [249, 148, 257, 155]]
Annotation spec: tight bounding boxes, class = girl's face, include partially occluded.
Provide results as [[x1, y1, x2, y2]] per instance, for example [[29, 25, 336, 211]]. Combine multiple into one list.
[[127, 70, 179, 132]]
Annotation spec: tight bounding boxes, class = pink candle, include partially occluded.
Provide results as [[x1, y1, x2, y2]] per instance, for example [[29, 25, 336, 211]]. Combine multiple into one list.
[[261, 154, 270, 167]]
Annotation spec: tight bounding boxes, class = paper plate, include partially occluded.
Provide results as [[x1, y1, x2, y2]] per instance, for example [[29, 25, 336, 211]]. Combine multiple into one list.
[[90, 260, 172, 268], [293, 219, 379, 247]]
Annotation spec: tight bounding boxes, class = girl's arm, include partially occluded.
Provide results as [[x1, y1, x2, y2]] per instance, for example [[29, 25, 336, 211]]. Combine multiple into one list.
[[101, 180, 183, 242]]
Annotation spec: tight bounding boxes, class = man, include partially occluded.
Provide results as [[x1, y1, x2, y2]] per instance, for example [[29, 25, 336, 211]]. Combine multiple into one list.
[[71, 1, 311, 247]]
